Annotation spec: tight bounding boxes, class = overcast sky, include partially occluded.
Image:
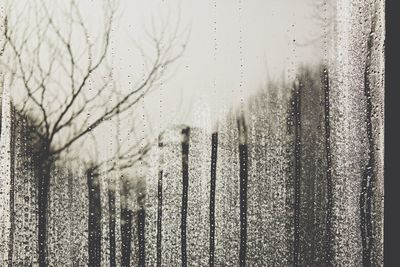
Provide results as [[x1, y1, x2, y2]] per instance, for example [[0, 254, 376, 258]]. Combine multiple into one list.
[[4, 0, 326, 162], [109, 0, 325, 129]]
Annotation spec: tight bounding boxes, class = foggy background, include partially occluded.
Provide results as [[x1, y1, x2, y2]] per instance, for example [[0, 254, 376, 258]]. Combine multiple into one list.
[[113, 0, 324, 127], [4, 0, 325, 161], [0, 0, 385, 266]]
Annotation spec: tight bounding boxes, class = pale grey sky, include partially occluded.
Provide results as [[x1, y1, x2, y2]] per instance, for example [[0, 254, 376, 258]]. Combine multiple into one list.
[[110, 0, 324, 128], [4, 0, 326, 162]]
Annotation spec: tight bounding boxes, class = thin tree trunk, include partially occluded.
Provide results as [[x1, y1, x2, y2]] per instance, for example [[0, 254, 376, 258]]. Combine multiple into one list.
[[237, 115, 248, 267], [120, 181, 133, 267], [323, 68, 334, 264], [180, 127, 190, 267], [8, 107, 16, 267], [67, 170, 74, 264], [137, 207, 146, 267], [37, 146, 52, 267], [209, 132, 218, 267], [293, 82, 302, 266], [360, 17, 375, 265], [156, 138, 163, 267], [120, 207, 133, 266], [108, 186, 116, 267], [87, 168, 102, 267]]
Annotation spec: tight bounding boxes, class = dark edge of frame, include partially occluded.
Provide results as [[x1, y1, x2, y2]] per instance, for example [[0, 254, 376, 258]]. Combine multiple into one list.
[[385, 0, 400, 265]]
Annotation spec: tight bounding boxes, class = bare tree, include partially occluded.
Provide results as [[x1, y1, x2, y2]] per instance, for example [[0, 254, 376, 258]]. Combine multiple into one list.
[[1, 0, 186, 265]]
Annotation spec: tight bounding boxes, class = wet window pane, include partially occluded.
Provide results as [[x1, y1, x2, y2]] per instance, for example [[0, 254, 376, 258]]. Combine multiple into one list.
[[0, 0, 384, 266]]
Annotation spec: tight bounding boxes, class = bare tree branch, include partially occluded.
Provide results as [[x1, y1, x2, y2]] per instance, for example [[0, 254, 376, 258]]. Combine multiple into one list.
[[2, 0, 187, 163]]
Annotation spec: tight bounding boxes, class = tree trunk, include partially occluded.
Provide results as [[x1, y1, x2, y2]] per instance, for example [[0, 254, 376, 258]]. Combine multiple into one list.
[[137, 207, 146, 267], [120, 181, 133, 267], [120, 206, 133, 266], [180, 127, 190, 267], [87, 168, 102, 267], [360, 18, 375, 265], [293, 81, 302, 267], [237, 115, 248, 267], [209, 132, 218, 267], [108, 187, 116, 267], [8, 107, 16, 266], [156, 139, 163, 267], [323, 68, 334, 264], [37, 145, 52, 267]]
